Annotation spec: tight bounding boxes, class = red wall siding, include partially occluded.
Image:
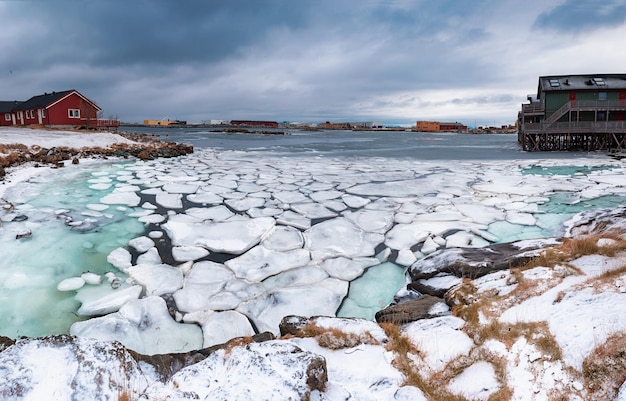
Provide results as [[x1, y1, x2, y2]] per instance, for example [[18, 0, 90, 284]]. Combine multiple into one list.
[[48, 93, 99, 126]]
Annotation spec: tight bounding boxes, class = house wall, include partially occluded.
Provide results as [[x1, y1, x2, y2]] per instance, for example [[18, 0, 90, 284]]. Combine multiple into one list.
[[47, 93, 99, 126], [1, 112, 13, 126]]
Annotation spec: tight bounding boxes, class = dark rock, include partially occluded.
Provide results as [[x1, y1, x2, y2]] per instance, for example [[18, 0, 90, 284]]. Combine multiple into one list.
[[564, 207, 626, 237], [279, 315, 310, 336], [409, 274, 460, 298], [15, 229, 32, 240], [0, 335, 15, 352], [11, 214, 28, 222], [375, 294, 443, 324], [72, 157, 79, 165], [132, 331, 276, 381], [409, 241, 545, 281]]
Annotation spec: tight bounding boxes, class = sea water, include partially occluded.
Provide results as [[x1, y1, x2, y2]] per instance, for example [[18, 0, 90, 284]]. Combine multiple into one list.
[[0, 129, 624, 338]]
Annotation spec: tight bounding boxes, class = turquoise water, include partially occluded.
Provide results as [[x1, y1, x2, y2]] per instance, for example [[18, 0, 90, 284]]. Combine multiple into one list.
[[0, 163, 145, 338]]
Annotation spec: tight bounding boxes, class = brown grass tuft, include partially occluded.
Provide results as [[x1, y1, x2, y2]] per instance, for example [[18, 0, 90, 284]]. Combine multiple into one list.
[[293, 322, 379, 350], [582, 332, 626, 400]]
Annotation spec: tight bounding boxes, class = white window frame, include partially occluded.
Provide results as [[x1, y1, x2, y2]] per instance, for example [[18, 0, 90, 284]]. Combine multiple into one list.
[[4, 113, 10, 121], [29, 110, 35, 119], [68, 109, 80, 118], [41, 109, 46, 118]]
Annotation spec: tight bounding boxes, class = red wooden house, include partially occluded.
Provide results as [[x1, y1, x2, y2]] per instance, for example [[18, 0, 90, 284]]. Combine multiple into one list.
[[0, 101, 21, 127], [2, 90, 119, 128]]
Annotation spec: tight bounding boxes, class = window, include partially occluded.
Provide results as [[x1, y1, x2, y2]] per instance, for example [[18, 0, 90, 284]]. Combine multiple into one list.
[[599, 92, 607, 101], [5, 113, 11, 121], [593, 77, 606, 86], [41, 109, 46, 118], [28, 110, 35, 119], [68, 109, 80, 118], [549, 79, 560, 88]]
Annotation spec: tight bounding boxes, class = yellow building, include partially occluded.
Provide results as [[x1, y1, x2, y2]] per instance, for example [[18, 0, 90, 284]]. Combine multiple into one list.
[[143, 119, 184, 126], [415, 120, 440, 132]]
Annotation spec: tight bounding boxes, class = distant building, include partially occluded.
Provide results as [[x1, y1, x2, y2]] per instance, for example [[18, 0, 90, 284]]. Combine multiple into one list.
[[518, 74, 626, 151], [0, 90, 119, 129], [415, 120, 467, 132], [144, 119, 187, 126], [415, 120, 440, 132]]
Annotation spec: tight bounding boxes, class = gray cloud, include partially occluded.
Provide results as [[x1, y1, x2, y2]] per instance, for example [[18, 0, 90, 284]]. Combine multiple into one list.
[[534, 0, 626, 32], [0, 0, 624, 126]]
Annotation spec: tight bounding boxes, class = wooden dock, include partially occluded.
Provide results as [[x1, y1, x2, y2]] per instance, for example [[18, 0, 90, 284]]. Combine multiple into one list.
[[518, 121, 626, 152]]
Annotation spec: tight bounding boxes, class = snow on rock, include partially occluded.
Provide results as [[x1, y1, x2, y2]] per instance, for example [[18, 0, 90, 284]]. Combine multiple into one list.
[[70, 296, 204, 355], [0, 335, 148, 401], [151, 341, 327, 401], [164, 216, 275, 254], [446, 361, 500, 400], [404, 316, 473, 371]]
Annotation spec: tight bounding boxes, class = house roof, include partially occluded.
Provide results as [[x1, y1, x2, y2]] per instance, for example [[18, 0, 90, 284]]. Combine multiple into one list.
[[538, 74, 626, 95], [12, 90, 101, 112], [0, 101, 22, 113]]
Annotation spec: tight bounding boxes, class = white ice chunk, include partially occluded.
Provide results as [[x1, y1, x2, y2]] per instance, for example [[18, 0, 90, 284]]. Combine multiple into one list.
[[128, 236, 155, 253], [396, 248, 417, 266], [225, 197, 266, 212], [304, 218, 377, 260], [237, 278, 348, 334], [225, 246, 311, 282], [136, 247, 162, 265], [385, 223, 429, 250], [81, 272, 102, 285], [261, 225, 304, 251], [310, 190, 343, 202], [187, 191, 223, 204], [273, 191, 309, 204], [155, 192, 183, 209], [86, 204, 110, 212], [195, 310, 255, 348], [506, 211, 537, 226], [343, 210, 395, 234], [342, 194, 371, 208], [290, 202, 337, 219], [262, 265, 329, 290], [164, 216, 275, 255], [320, 257, 380, 281], [100, 191, 141, 207], [445, 231, 490, 248], [162, 182, 199, 194], [127, 263, 183, 296], [172, 246, 210, 262], [71, 296, 204, 355], [276, 210, 311, 230], [57, 277, 86, 292], [107, 247, 132, 271], [186, 205, 234, 221], [76, 285, 143, 316], [138, 213, 166, 224]]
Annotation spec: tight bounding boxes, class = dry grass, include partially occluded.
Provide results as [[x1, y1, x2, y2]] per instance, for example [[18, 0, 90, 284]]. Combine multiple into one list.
[[522, 233, 626, 271], [224, 336, 255, 355], [291, 322, 380, 350], [582, 332, 626, 400]]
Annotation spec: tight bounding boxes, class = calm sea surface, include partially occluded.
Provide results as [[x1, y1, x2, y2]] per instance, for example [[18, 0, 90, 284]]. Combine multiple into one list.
[[120, 127, 600, 160]]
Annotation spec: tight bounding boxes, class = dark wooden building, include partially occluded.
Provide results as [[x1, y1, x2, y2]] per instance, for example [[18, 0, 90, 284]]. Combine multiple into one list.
[[518, 74, 626, 151]]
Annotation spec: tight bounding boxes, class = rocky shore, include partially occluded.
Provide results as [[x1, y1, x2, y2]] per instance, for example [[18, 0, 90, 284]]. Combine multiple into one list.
[[0, 131, 193, 180]]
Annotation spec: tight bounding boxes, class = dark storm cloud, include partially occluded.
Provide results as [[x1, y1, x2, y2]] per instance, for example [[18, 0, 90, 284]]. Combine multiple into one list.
[[1, 0, 624, 126], [534, 0, 626, 32]]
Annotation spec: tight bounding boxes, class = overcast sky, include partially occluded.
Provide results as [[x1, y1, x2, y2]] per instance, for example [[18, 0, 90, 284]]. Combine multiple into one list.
[[1, 0, 624, 126]]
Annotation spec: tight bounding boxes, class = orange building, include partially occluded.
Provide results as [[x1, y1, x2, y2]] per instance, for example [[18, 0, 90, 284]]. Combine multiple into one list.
[[415, 120, 440, 132]]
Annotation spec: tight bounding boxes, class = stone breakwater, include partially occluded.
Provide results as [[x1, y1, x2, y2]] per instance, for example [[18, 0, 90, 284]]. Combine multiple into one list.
[[0, 132, 193, 179]]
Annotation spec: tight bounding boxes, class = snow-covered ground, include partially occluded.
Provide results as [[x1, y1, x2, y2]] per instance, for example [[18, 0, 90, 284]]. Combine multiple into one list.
[[2, 127, 626, 400]]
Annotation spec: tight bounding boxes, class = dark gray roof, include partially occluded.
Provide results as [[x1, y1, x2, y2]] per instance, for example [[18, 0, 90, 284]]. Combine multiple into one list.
[[13, 90, 75, 111], [539, 74, 626, 94], [0, 100, 22, 113]]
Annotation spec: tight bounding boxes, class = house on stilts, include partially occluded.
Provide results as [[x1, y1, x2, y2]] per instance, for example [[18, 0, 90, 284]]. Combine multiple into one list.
[[518, 74, 626, 151]]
